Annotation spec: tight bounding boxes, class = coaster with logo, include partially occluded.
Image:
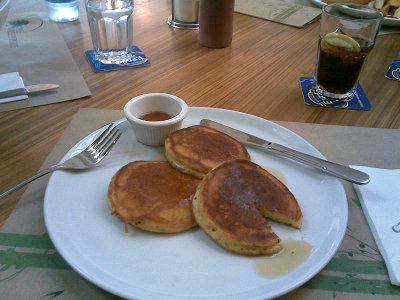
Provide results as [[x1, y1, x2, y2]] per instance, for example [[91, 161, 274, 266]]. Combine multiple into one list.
[[385, 59, 400, 81], [299, 77, 371, 110], [85, 46, 150, 72]]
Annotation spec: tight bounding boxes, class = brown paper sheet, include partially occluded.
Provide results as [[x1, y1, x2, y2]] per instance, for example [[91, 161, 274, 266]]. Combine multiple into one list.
[[1, 108, 400, 299], [0, 12, 91, 112]]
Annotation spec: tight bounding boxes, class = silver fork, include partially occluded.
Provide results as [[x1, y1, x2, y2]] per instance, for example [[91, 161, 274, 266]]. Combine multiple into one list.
[[0, 123, 121, 200]]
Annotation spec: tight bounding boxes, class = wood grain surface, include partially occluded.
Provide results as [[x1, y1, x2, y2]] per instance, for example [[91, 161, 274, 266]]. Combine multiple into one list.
[[0, 0, 399, 226]]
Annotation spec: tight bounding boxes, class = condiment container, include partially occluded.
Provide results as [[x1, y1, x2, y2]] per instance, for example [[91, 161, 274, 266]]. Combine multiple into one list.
[[167, 0, 199, 30], [46, 0, 79, 22], [198, 0, 234, 48], [124, 93, 188, 146]]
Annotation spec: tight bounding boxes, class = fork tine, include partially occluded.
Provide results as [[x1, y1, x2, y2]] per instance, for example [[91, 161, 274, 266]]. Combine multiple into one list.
[[96, 130, 121, 155], [87, 123, 114, 152], [96, 131, 122, 161], [91, 126, 118, 154]]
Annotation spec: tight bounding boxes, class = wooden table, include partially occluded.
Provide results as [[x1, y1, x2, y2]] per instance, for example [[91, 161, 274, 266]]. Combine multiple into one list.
[[1, 0, 399, 226]]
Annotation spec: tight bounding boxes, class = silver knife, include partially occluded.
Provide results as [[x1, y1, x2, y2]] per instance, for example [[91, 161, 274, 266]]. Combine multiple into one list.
[[200, 119, 370, 185], [0, 84, 59, 98]]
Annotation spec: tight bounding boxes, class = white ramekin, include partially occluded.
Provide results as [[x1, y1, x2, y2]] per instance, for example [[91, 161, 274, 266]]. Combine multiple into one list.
[[123, 93, 188, 146]]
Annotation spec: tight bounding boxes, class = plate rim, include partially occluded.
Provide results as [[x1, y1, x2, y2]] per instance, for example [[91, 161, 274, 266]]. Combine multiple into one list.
[[309, 0, 400, 26], [44, 107, 348, 300]]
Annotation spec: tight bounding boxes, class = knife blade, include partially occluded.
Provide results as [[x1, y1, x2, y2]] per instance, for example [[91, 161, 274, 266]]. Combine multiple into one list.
[[200, 119, 370, 185], [0, 84, 59, 99]]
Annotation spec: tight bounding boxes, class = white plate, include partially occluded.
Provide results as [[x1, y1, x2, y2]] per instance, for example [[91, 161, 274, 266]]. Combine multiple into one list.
[[44, 107, 347, 300], [309, 0, 400, 27]]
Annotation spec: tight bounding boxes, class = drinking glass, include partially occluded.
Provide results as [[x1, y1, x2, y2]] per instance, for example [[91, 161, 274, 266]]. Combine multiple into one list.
[[312, 3, 383, 102], [86, 0, 134, 64]]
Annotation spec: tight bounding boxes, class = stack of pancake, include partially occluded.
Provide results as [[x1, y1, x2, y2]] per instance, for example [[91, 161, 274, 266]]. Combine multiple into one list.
[[107, 125, 302, 255]]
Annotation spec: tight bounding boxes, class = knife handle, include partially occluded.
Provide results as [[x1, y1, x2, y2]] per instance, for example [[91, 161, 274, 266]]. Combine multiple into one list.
[[25, 84, 59, 93], [263, 143, 370, 185]]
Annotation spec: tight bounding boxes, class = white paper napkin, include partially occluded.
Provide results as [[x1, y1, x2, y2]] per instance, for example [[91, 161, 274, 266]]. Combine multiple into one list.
[[352, 166, 400, 286], [0, 72, 28, 104]]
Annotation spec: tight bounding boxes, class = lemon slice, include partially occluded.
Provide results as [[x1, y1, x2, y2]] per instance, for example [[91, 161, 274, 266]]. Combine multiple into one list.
[[321, 33, 361, 53]]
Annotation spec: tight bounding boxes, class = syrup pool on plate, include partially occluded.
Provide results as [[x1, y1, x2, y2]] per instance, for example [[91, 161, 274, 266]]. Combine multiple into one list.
[[262, 166, 286, 185], [255, 239, 312, 278]]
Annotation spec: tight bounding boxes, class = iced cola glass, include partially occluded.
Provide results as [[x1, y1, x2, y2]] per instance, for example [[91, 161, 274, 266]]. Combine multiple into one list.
[[86, 0, 134, 64], [313, 3, 383, 101]]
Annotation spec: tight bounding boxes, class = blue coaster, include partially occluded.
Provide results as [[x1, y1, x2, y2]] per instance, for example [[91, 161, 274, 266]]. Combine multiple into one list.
[[299, 77, 371, 110], [385, 59, 400, 81], [85, 46, 150, 72]]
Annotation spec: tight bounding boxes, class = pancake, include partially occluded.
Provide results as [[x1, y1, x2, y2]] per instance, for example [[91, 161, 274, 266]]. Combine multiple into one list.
[[192, 159, 302, 256], [165, 125, 251, 178], [108, 161, 200, 233]]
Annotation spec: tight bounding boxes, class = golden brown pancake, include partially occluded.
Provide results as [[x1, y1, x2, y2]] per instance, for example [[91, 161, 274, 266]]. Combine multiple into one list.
[[108, 161, 200, 233], [192, 159, 302, 256], [165, 125, 251, 178]]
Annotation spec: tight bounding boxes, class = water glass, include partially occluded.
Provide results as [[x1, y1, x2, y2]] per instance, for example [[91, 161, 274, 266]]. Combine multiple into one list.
[[312, 3, 383, 102], [86, 0, 134, 64]]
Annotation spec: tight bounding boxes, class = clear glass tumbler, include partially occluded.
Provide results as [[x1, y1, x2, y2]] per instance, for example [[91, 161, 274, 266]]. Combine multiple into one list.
[[312, 3, 383, 102], [86, 0, 134, 64]]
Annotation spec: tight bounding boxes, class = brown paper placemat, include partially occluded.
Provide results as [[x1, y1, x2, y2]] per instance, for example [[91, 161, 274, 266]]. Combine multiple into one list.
[[0, 13, 91, 112], [1, 108, 400, 299], [235, 0, 321, 28]]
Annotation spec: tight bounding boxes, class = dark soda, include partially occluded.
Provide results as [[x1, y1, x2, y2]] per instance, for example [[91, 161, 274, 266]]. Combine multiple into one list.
[[316, 34, 372, 95]]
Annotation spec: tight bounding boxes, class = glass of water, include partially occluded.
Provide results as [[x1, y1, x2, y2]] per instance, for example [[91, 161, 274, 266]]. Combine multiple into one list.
[[86, 0, 134, 64]]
